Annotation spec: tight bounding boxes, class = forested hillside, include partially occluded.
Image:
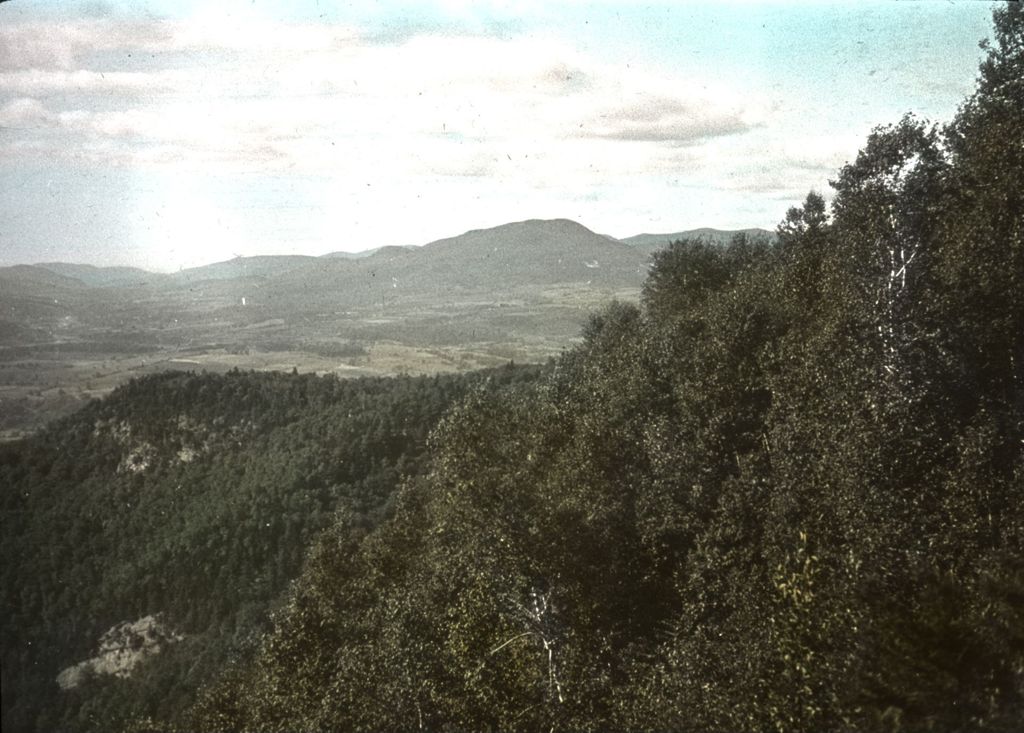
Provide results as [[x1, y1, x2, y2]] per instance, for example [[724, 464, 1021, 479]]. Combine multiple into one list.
[[177, 6, 1020, 732], [2, 5, 1021, 733], [0, 364, 544, 732]]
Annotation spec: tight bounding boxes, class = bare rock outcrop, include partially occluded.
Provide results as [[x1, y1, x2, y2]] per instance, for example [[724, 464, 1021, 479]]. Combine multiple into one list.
[[57, 614, 183, 690]]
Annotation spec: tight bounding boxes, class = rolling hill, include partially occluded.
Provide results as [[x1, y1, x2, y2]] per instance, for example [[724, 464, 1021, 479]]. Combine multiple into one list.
[[620, 226, 775, 253], [34, 263, 167, 288], [2, 219, 768, 302], [0, 218, 769, 437], [168, 255, 318, 284], [262, 218, 655, 310]]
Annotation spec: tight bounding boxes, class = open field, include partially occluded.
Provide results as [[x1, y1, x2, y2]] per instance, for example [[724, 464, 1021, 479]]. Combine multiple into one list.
[[0, 285, 639, 439]]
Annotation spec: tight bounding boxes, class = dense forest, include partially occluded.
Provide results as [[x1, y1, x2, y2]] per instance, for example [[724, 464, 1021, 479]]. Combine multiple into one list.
[[0, 365, 545, 732], [3, 5, 1023, 732]]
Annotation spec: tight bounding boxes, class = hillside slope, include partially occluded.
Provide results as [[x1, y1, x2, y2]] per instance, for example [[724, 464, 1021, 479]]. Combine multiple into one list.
[[0, 364, 545, 733], [262, 218, 653, 310], [179, 9, 1023, 731], [620, 226, 775, 253]]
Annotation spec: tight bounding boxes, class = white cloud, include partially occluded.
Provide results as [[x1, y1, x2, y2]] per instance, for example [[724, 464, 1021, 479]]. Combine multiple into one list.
[[0, 19, 175, 71], [171, 12, 358, 53], [1, 12, 772, 183], [0, 68, 184, 96], [0, 97, 58, 127], [586, 97, 752, 144], [778, 132, 865, 174], [0, 8, 839, 267]]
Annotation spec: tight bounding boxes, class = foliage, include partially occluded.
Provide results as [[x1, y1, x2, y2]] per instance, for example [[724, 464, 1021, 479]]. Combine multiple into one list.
[[0, 364, 543, 733], [183, 7, 1020, 732], [4, 6, 1022, 732]]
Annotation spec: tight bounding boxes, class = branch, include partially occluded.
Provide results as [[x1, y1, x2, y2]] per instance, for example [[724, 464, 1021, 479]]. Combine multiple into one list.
[[489, 631, 537, 656]]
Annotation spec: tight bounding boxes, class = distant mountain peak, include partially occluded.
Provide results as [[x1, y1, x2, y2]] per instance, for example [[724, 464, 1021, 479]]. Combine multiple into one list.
[[619, 227, 775, 250]]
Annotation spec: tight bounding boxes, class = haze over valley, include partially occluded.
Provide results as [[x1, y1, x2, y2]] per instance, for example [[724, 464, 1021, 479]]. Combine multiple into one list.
[[0, 218, 769, 438]]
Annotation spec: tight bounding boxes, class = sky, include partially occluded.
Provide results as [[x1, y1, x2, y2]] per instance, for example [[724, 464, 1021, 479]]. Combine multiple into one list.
[[0, 0, 999, 272]]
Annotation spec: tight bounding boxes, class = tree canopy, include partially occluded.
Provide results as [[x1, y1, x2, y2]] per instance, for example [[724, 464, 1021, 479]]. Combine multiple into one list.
[[3, 5, 1022, 733], [178, 6, 1022, 731]]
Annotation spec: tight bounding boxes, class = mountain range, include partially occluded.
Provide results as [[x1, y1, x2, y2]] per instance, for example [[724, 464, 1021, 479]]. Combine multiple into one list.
[[2, 219, 772, 295], [0, 218, 772, 438]]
